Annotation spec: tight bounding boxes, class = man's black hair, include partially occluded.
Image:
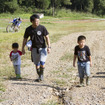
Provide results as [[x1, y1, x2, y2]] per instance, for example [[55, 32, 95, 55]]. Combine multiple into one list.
[[30, 14, 40, 22], [12, 43, 19, 48], [78, 35, 86, 42]]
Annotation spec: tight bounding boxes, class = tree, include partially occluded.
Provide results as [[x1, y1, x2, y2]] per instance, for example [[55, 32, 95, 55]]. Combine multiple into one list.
[[0, 0, 8, 13], [18, 0, 35, 8], [4, 0, 19, 13], [37, 0, 50, 9], [93, 0, 105, 16], [71, 0, 93, 12]]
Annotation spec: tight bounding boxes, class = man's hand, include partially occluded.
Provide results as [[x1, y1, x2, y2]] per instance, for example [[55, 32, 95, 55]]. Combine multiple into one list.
[[22, 38, 27, 55], [47, 48, 51, 54], [22, 49, 25, 55]]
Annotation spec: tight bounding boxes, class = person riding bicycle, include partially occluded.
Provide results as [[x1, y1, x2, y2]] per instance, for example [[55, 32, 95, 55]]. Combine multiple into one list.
[[12, 17, 22, 28]]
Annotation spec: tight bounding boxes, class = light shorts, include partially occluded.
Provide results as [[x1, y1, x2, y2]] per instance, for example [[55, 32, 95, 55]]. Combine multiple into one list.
[[32, 48, 47, 65]]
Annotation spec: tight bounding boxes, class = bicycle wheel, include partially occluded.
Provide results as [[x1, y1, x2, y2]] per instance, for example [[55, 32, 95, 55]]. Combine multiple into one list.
[[6, 25, 14, 32], [14, 26, 19, 32]]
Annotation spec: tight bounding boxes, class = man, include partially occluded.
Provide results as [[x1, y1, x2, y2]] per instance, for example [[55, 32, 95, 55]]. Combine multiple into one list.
[[22, 14, 51, 82]]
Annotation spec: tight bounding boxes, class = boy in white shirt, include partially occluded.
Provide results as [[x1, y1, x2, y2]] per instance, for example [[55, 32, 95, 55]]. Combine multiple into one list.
[[10, 43, 22, 79]]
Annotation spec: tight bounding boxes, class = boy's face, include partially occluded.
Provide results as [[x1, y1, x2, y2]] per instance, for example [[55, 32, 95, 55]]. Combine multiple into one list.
[[13, 48, 18, 52], [32, 18, 40, 27], [78, 39, 86, 48]]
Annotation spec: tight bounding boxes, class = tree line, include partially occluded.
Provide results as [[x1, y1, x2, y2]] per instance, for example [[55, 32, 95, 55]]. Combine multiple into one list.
[[0, 0, 105, 16]]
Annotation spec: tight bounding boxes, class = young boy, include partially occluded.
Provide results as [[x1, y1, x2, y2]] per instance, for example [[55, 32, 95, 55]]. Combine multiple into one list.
[[10, 43, 22, 79], [73, 35, 92, 86]]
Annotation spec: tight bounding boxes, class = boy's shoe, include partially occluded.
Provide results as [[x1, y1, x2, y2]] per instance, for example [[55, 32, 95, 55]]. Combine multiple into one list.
[[86, 76, 90, 86], [79, 83, 84, 87], [79, 78, 84, 87], [16, 74, 22, 79]]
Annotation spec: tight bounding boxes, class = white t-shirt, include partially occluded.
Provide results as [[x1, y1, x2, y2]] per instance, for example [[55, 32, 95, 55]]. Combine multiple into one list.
[[10, 50, 22, 65]]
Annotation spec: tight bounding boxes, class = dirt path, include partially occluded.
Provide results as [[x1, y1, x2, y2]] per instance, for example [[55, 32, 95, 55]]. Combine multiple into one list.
[[0, 31, 105, 105]]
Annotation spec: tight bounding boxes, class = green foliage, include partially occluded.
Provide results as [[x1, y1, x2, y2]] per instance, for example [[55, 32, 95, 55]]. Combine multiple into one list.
[[0, 0, 105, 16], [4, 0, 19, 13], [93, 0, 105, 16], [37, 0, 50, 9], [18, 0, 35, 8]]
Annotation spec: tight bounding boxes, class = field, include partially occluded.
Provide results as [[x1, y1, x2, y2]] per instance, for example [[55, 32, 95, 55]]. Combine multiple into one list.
[[0, 13, 105, 104]]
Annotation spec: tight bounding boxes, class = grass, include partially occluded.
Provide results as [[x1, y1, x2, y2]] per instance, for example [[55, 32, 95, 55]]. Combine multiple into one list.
[[0, 12, 105, 94], [60, 53, 74, 61], [42, 102, 60, 105], [0, 83, 5, 92], [42, 100, 61, 105], [54, 79, 67, 86]]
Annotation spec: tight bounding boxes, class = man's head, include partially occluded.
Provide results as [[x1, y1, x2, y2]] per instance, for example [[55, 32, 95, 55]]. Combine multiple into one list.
[[12, 43, 19, 52], [77, 35, 86, 48], [30, 14, 40, 27]]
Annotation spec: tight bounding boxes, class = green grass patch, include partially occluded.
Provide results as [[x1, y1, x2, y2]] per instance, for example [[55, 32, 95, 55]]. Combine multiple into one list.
[[54, 79, 67, 86], [0, 83, 5, 92], [42, 100, 60, 105], [60, 53, 74, 61]]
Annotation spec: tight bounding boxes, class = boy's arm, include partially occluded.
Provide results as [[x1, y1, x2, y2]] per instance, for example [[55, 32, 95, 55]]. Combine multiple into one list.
[[22, 38, 27, 55], [89, 56, 92, 67], [73, 55, 77, 67], [9, 52, 12, 61]]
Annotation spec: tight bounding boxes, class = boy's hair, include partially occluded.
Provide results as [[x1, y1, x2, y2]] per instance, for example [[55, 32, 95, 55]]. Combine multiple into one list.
[[78, 35, 86, 42], [12, 43, 19, 48], [30, 14, 40, 22]]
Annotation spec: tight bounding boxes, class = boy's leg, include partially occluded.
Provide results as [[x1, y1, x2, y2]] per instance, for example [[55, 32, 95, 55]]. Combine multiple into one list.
[[13, 65, 18, 78], [78, 62, 84, 86], [85, 62, 90, 85], [16, 65, 21, 79]]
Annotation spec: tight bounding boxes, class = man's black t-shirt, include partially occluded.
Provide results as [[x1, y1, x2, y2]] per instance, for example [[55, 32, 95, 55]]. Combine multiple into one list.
[[24, 25, 49, 48], [74, 45, 91, 62]]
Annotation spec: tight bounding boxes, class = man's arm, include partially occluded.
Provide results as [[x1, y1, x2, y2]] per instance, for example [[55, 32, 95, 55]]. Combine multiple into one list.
[[22, 38, 27, 55], [73, 55, 77, 67], [45, 35, 51, 54]]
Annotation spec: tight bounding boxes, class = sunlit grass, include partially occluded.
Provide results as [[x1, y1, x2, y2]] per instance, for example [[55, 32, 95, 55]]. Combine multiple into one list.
[[0, 14, 105, 92]]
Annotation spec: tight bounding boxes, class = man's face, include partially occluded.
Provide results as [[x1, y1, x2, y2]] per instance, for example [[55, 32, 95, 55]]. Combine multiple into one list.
[[78, 39, 86, 48], [32, 18, 40, 27]]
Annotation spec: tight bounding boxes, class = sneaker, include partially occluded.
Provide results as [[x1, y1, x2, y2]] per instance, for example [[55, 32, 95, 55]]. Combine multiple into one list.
[[79, 83, 85, 87], [79, 78, 84, 87], [16, 74, 22, 79]]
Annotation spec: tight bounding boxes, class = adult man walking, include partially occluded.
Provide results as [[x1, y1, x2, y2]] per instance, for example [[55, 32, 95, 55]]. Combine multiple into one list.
[[22, 14, 51, 82]]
